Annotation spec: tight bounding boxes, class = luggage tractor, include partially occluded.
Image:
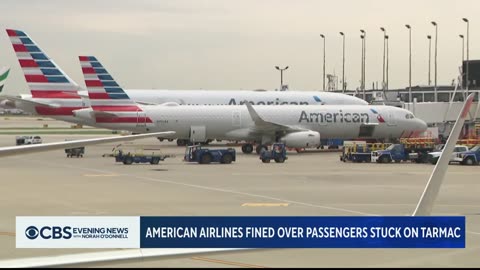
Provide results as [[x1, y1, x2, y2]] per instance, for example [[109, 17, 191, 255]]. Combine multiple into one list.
[[259, 143, 288, 163], [184, 145, 236, 164]]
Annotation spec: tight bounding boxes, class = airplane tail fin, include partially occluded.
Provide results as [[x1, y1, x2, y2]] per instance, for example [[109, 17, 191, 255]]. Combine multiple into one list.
[[6, 29, 80, 99], [0, 67, 10, 93], [79, 56, 150, 123], [412, 93, 476, 216]]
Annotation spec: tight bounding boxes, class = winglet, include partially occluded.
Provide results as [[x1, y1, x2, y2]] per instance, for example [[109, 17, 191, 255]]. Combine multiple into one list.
[[412, 93, 476, 216], [0, 67, 10, 93], [245, 101, 265, 125]]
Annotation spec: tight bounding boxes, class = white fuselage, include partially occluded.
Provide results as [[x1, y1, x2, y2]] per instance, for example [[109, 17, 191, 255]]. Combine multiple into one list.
[[87, 104, 427, 144], [8, 89, 367, 124]]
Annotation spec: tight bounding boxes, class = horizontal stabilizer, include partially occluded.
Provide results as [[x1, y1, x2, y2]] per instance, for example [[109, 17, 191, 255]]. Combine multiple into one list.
[[92, 111, 119, 118], [2, 95, 60, 108]]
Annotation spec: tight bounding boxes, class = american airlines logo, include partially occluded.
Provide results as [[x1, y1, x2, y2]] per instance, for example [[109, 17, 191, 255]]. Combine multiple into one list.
[[298, 110, 370, 123], [228, 96, 322, 105]]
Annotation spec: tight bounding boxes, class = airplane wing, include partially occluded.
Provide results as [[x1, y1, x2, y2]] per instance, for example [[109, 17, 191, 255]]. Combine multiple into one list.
[[245, 102, 307, 134], [0, 131, 175, 158], [412, 93, 475, 216], [0, 248, 246, 268]]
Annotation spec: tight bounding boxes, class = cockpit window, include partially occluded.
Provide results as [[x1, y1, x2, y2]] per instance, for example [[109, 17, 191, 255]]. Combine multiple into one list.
[[405, 113, 415, 119]]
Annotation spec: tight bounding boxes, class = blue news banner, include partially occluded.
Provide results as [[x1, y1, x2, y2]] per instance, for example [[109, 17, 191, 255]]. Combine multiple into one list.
[[140, 216, 465, 248]]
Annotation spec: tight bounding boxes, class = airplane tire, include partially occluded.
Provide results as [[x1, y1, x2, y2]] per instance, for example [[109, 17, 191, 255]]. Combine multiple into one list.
[[242, 144, 254, 154]]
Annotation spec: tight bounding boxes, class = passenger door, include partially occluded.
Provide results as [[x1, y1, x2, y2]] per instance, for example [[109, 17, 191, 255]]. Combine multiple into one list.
[[232, 111, 241, 127], [387, 112, 397, 126]]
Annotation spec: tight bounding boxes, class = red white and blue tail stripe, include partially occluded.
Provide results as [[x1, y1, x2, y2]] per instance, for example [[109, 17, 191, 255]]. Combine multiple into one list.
[[6, 29, 81, 100], [79, 56, 152, 123]]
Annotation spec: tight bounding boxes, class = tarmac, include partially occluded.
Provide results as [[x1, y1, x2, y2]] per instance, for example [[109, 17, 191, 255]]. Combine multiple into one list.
[[0, 117, 480, 267]]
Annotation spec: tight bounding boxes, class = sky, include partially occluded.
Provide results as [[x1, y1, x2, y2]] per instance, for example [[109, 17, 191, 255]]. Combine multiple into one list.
[[0, 0, 477, 94]]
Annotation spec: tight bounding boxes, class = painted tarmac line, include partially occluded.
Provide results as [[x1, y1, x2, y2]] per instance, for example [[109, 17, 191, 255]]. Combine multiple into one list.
[[191, 256, 266, 268], [242, 203, 289, 207]]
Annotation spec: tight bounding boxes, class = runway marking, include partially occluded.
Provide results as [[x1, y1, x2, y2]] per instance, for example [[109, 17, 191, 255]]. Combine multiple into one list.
[[242, 203, 289, 207], [191, 256, 266, 268], [83, 174, 118, 177], [0, 232, 15, 237]]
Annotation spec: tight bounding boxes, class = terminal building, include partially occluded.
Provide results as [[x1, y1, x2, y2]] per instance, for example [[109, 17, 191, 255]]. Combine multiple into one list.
[[329, 61, 480, 140]]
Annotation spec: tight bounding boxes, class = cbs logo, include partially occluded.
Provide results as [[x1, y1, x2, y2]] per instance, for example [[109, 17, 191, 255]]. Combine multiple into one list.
[[25, 226, 72, 240]]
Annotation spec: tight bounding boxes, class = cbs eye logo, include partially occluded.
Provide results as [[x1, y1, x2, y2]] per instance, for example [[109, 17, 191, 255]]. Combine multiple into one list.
[[25, 226, 39, 240]]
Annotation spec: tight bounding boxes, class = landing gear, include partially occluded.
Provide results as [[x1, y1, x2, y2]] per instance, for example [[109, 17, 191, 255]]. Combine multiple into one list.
[[256, 144, 268, 154], [177, 139, 188, 146], [241, 144, 254, 154]]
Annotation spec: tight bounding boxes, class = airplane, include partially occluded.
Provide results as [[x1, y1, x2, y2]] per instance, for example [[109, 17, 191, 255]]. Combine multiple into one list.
[[73, 56, 428, 154], [0, 95, 473, 268], [2, 29, 367, 135]]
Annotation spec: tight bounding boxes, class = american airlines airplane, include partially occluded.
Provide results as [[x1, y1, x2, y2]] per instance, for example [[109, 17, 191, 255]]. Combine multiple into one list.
[[2, 29, 367, 132], [73, 56, 427, 154]]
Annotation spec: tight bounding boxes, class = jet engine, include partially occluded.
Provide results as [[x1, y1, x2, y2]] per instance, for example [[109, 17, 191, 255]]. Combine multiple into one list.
[[72, 108, 94, 120], [279, 130, 321, 148]]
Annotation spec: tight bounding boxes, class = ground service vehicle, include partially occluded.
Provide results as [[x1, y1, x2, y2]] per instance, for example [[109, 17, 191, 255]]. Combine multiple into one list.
[[340, 141, 391, 163], [115, 149, 172, 165], [371, 143, 435, 163], [453, 145, 480, 165], [427, 144, 469, 164], [65, 147, 84, 158], [15, 135, 42, 145], [184, 145, 236, 164], [259, 143, 288, 163]]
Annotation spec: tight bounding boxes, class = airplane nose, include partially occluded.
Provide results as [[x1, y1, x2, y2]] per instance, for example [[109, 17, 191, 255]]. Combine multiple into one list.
[[417, 119, 428, 131]]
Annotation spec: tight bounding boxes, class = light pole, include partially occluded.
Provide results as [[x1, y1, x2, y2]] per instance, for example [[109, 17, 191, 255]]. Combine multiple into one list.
[[406, 24, 412, 102], [460, 34, 464, 81], [339, 32, 345, 92], [431, 21, 438, 102], [275, 66, 289, 90], [320, 34, 326, 91], [427, 35, 432, 86], [380, 27, 386, 90], [386, 35, 389, 90], [360, 29, 366, 98], [463, 18, 469, 94]]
